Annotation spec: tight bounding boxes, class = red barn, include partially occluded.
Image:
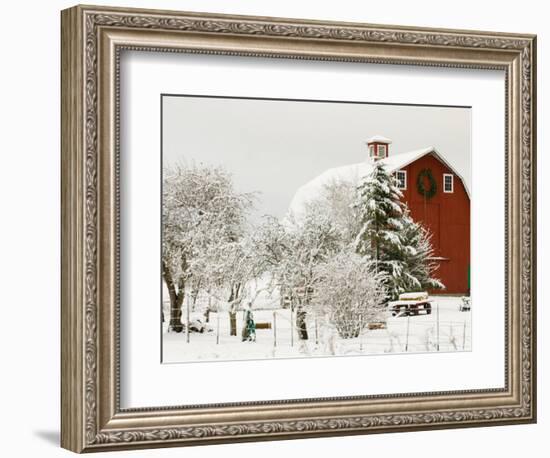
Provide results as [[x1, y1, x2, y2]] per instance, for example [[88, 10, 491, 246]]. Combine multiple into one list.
[[366, 136, 470, 294], [290, 135, 470, 295]]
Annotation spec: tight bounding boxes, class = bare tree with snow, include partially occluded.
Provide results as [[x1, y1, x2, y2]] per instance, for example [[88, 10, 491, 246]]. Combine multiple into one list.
[[198, 232, 272, 336], [253, 208, 342, 341], [162, 163, 255, 332], [307, 178, 361, 245]]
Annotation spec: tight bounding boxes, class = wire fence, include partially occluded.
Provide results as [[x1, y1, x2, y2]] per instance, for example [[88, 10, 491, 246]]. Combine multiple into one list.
[[163, 301, 472, 356]]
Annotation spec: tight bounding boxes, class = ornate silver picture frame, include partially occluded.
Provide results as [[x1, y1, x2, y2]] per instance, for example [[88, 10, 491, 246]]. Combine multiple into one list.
[[61, 4, 536, 453]]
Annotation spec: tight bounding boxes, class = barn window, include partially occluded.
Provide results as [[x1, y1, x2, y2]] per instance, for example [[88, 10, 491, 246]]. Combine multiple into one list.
[[395, 170, 407, 190], [378, 144, 387, 158], [443, 173, 454, 193]]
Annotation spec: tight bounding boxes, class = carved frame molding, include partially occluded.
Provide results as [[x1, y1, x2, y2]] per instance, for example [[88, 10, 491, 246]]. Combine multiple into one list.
[[61, 5, 536, 452]]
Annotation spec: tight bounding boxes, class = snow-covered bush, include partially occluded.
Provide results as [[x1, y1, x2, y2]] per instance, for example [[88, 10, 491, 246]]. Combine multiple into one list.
[[311, 252, 387, 339]]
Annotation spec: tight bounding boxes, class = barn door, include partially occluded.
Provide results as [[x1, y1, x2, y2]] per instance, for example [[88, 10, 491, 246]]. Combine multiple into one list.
[[409, 203, 440, 254]]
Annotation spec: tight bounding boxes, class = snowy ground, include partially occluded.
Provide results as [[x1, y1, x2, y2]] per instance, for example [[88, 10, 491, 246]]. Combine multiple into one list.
[[162, 296, 471, 363]]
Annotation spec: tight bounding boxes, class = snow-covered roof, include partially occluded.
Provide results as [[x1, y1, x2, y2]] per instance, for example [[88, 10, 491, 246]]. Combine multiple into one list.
[[288, 146, 469, 218], [381, 146, 434, 171], [366, 135, 392, 144]]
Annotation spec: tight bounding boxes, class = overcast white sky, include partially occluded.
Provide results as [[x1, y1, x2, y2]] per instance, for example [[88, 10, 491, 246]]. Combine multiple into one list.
[[163, 95, 471, 220]]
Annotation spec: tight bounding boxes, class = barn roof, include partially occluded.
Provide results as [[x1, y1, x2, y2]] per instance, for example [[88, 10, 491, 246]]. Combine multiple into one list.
[[288, 146, 470, 218]]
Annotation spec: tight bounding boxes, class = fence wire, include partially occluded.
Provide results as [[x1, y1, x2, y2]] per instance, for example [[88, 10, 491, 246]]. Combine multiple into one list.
[[163, 303, 472, 356]]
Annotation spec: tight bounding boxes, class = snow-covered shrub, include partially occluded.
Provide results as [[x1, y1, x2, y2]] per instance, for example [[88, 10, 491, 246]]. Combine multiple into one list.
[[185, 318, 213, 334], [311, 252, 387, 339]]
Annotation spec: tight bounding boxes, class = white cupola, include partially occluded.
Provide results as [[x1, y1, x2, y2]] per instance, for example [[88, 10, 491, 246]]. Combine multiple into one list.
[[366, 135, 392, 161]]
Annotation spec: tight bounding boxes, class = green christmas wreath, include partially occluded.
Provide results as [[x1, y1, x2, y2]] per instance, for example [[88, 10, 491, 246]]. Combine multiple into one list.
[[417, 168, 437, 199]]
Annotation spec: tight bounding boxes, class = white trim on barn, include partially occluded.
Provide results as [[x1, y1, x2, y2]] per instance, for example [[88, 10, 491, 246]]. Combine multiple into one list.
[[443, 173, 454, 193], [395, 169, 407, 190]]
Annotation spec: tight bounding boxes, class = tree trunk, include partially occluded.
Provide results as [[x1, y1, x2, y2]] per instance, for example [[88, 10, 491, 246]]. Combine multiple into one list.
[[296, 291, 312, 340], [204, 292, 211, 323], [296, 308, 309, 340], [163, 261, 185, 333], [229, 311, 237, 337], [227, 283, 241, 336]]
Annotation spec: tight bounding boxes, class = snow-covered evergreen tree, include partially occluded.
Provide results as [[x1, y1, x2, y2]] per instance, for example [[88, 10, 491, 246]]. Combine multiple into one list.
[[354, 161, 407, 278], [354, 161, 444, 298], [396, 212, 445, 294]]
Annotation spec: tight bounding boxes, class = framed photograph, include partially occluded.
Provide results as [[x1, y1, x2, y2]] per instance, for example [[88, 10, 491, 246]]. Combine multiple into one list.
[[61, 4, 537, 453]]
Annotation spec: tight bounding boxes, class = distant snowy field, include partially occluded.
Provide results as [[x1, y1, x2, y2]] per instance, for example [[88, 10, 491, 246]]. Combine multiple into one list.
[[162, 296, 471, 363]]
